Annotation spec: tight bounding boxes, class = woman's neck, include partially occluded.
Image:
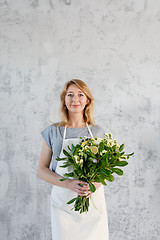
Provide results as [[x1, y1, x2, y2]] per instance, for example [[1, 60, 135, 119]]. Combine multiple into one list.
[[67, 114, 86, 128]]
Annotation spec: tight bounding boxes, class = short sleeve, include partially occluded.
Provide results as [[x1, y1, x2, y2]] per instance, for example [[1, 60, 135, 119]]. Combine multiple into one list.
[[41, 125, 52, 149]]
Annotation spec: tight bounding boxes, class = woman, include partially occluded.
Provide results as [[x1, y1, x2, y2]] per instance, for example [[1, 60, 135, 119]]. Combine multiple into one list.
[[38, 79, 109, 240]]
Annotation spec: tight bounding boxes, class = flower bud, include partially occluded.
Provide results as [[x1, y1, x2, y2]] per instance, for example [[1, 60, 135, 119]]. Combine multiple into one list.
[[74, 155, 80, 164], [80, 159, 84, 167]]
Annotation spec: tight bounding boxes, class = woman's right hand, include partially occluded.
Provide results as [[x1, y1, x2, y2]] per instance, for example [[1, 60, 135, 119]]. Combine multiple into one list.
[[38, 141, 90, 196], [66, 179, 90, 196]]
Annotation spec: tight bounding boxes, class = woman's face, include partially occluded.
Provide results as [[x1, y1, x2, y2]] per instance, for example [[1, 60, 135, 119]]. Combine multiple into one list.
[[65, 84, 88, 114]]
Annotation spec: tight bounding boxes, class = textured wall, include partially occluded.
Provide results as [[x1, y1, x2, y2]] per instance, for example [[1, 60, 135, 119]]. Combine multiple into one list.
[[0, 0, 160, 239]]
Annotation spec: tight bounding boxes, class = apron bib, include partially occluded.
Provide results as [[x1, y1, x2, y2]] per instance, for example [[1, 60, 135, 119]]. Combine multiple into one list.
[[51, 123, 109, 240]]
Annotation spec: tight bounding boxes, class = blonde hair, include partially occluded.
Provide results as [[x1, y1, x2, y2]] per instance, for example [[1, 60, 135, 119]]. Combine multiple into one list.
[[53, 79, 95, 127]]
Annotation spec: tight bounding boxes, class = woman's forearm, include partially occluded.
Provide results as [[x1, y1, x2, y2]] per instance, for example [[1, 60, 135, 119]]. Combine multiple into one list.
[[38, 167, 70, 188], [38, 167, 90, 196]]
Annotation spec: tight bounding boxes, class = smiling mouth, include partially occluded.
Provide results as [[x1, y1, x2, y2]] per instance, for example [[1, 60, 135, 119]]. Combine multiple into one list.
[[72, 105, 80, 107]]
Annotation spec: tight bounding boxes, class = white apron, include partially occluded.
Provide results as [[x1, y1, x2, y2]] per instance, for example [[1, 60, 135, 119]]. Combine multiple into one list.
[[51, 123, 109, 240]]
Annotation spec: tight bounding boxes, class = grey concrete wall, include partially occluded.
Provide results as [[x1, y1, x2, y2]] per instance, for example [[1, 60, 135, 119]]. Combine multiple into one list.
[[0, 0, 160, 239]]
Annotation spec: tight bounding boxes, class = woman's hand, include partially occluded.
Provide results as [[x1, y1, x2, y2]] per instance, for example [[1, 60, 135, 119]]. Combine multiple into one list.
[[66, 179, 90, 196], [66, 180, 102, 197], [86, 182, 102, 198]]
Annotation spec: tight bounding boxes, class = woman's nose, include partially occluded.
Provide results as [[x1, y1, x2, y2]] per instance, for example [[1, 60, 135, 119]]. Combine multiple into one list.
[[73, 95, 79, 102]]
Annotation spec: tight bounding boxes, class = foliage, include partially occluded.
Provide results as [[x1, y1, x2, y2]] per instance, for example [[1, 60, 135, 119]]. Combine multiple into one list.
[[56, 133, 134, 213]]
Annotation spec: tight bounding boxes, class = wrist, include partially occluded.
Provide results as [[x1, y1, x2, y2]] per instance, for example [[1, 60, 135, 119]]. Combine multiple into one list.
[[63, 178, 72, 189]]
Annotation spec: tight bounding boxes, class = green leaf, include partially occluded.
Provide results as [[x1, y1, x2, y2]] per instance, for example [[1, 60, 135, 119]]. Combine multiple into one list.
[[115, 161, 128, 167], [100, 167, 111, 176], [112, 168, 123, 176], [74, 147, 80, 155], [71, 144, 76, 155], [99, 141, 104, 153], [88, 157, 93, 161], [60, 163, 72, 168], [63, 172, 74, 177], [120, 151, 125, 156], [126, 152, 134, 157], [83, 153, 87, 161], [89, 182, 96, 193], [56, 156, 67, 161], [94, 176, 101, 182], [67, 197, 77, 204], [119, 144, 124, 152], [85, 197, 89, 211], [112, 145, 116, 151], [101, 151, 108, 160], [68, 145, 72, 151], [74, 169, 83, 177], [99, 177, 107, 185], [105, 174, 115, 182], [110, 161, 128, 167], [63, 149, 73, 158], [87, 149, 97, 158], [60, 178, 68, 181]]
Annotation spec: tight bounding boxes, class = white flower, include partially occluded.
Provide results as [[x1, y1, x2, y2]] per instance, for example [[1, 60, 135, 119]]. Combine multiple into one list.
[[74, 155, 80, 164], [92, 140, 100, 146], [107, 140, 114, 147], [100, 150, 107, 156], [80, 159, 83, 164], [97, 138, 103, 142], [102, 149, 107, 153]]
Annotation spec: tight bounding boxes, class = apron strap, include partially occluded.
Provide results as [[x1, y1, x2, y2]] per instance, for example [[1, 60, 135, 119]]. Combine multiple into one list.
[[63, 122, 94, 141], [63, 125, 67, 142], [86, 122, 94, 138]]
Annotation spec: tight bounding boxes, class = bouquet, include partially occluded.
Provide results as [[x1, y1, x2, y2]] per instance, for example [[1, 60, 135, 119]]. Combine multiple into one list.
[[56, 133, 134, 214]]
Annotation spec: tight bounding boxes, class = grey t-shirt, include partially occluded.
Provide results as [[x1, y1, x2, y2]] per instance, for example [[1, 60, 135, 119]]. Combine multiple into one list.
[[41, 124, 105, 171]]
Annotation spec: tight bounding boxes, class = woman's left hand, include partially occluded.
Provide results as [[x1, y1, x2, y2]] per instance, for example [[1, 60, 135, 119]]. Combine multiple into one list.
[[86, 182, 102, 198]]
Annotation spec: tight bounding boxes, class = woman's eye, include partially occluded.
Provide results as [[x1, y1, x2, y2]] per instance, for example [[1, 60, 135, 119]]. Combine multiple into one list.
[[67, 93, 84, 97]]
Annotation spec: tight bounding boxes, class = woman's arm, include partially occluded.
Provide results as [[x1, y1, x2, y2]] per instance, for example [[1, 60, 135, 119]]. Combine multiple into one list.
[[38, 140, 90, 195], [38, 140, 66, 187]]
